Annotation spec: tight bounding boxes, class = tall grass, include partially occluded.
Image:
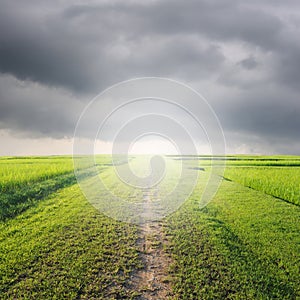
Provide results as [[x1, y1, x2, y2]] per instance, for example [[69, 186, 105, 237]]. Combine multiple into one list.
[[0, 157, 75, 193], [224, 167, 300, 205]]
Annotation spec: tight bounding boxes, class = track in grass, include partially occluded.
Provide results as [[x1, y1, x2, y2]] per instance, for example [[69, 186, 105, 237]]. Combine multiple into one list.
[[129, 187, 173, 299]]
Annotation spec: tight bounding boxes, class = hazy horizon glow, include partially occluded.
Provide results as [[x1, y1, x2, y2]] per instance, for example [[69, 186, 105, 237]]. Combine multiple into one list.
[[0, 129, 273, 156]]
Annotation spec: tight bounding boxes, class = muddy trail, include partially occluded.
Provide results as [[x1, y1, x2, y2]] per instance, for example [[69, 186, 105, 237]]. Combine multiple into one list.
[[128, 188, 174, 300]]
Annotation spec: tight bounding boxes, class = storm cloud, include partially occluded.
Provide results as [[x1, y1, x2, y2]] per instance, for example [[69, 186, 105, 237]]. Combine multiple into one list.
[[0, 0, 299, 154]]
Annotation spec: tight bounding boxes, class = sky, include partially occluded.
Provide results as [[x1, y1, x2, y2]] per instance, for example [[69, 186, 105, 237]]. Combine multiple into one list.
[[0, 0, 300, 155]]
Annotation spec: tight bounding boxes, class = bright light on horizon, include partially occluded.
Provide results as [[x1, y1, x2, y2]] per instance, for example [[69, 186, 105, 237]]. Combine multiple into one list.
[[0, 129, 262, 156], [128, 135, 179, 155]]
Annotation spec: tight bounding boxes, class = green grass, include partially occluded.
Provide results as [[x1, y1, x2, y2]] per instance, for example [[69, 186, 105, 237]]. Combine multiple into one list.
[[0, 172, 77, 221], [0, 155, 299, 299], [0, 183, 140, 299], [0, 155, 114, 193], [186, 155, 300, 167], [222, 167, 300, 205], [166, 171, 300, 299], [0, 157, 74, 192], [0, 156, 113, 221]]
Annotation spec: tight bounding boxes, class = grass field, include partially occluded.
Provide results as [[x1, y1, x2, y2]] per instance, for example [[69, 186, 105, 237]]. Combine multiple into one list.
[[222, 167, 300, 205], [0, 155, 299, 299]]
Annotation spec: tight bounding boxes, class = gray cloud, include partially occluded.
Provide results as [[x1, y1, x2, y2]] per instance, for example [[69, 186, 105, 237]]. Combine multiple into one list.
[[238, 56, 259, 70], [0, 0, 300, 154], [0, 0, 290, 92], [0, 75, 84, 138], [218, 91, 300, 140]]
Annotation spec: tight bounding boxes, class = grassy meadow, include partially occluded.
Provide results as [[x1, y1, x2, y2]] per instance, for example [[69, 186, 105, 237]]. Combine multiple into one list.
[[0, 155, 299, 299]]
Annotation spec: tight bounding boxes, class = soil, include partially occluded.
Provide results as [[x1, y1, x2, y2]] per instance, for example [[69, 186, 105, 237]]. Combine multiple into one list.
[[128, 188, 174, 299]]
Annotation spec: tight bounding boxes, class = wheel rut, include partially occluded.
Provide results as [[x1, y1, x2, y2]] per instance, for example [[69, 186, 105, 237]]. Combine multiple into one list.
[[128, 188, 174, 299]]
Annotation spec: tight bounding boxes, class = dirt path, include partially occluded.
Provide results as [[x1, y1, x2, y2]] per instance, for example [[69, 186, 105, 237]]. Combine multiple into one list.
[[128, 188, 174, 299]]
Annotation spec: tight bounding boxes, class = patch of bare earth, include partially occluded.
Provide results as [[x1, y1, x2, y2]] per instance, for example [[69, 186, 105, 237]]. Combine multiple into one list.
[[128, 189, 174, 299]]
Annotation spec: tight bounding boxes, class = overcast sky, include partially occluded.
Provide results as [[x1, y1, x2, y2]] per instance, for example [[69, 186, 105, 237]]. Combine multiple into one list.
[[0, 0, 300, 155]]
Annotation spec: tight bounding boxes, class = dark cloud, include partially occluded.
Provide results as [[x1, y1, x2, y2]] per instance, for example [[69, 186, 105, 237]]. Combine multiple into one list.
[[0, 75, 84, 138], [238, 56, 258, 70], [0, 0, 299, 154], [0, 0, 291, 92], [218, 92, 300, 141]]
